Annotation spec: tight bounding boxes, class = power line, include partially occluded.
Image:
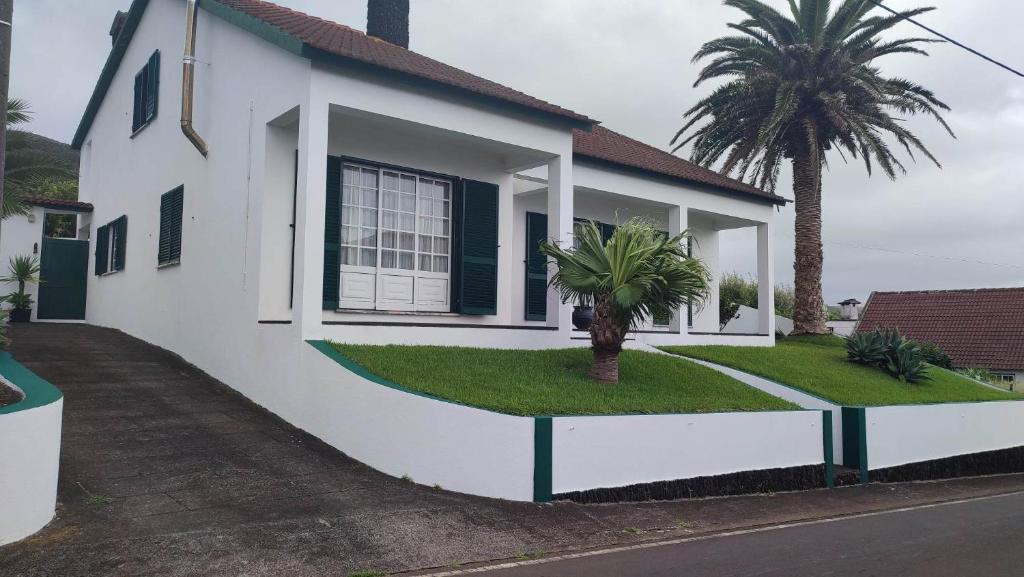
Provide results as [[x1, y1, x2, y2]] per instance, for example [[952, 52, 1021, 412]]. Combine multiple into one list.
[[823, 240, 1024, 271], [865, 0, 1024, 78]]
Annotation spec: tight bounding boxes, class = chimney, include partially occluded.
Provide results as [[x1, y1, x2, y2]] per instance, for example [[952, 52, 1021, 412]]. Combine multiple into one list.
[[109, 10, 129, 46], [839, 299, 862, 321], [366, 0, 409, 49]]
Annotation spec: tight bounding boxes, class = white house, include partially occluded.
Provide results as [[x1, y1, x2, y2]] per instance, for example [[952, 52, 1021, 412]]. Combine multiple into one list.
[[68, 0, 787, 492]]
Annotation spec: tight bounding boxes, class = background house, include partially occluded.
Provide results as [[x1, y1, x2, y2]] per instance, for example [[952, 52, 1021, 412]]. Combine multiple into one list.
[[858, 288, 1024, 385], [826, 298, 862, 336]]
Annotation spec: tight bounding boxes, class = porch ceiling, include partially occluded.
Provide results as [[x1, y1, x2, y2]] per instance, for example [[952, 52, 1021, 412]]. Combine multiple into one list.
[[328, 105, 554, 172]]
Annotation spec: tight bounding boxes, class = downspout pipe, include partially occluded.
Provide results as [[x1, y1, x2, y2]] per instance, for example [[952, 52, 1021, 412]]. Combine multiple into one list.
[[182, 0, 208, 157]]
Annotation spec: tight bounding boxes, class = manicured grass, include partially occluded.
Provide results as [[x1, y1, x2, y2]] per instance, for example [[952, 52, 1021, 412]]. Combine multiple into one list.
[[330, 344, 799, 416], [662, 335, 1022, 406]]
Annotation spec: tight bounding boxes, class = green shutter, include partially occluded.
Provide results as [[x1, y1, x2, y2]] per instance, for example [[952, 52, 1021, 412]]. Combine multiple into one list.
[[652, 228, 672, 326], [132, 70, 144, 132], [686, 239, 693, 327], [113, 216, 128, 271], [601, 222, 616, 244], [525, 212, 548, 321], [95, 224, 109, 275], [455, 179, 499, 315], [158, 186, 183, 265], [322, 156, 342, 310], [146, 51, 159, 123]]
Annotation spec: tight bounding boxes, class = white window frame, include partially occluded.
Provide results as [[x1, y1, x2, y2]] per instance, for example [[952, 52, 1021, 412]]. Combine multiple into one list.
[[337, 161, 452, 313]]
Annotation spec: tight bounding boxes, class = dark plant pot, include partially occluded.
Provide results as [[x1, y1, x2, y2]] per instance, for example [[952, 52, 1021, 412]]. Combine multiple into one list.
[[9, 308, 31, 323], [572, 306, 594, 331]]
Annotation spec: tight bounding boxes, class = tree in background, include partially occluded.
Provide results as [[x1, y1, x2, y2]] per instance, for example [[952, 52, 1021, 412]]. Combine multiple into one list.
[[719, 272, 797, 328], [3, 98, 79, 218], [674, 0, 952, 335]]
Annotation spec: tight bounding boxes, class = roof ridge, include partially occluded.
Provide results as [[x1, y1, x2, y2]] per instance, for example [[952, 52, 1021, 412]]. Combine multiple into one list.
[[873, 287, 1024, 295]]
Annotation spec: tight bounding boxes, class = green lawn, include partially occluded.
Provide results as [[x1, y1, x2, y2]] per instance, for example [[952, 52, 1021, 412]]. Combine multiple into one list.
[[330, 344, 798, 416], [662, 335, 1021, 406]]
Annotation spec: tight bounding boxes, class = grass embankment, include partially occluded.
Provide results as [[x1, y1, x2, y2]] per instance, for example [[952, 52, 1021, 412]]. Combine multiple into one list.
[[662, 335, 1020, 406], [330, 344, 798, 416]]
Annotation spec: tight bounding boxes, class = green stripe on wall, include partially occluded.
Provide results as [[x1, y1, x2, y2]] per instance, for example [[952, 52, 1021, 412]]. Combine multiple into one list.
[[822, 410, 834, 489], [533, 417, 553, 502], [0, 351, 63, 415], [841, 406, 869, 484]]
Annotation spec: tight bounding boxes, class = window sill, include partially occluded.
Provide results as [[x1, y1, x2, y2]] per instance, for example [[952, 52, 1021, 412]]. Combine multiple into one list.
[[334, 308, 458, 317], [157, 259, 181, 270], [99, 269, 121, 277]]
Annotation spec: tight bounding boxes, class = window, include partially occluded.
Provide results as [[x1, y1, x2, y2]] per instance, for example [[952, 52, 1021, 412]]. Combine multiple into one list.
[[44, 213, 77, 239], [95, 216, 127, 275], [336, 161, 452, 312], [993, 372, 1016, 384], [158, 186, 184, 266], [132, 51, 160, 133]]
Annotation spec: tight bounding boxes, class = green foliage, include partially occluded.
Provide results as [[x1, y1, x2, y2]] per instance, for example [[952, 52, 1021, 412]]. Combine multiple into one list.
[[2, 255, 41, 310], [844, 328, 928, 383], [332, 344, 798, 415], [718, 272, 796, 327], [844, 331, 887, 365], [662, 335, 1018, 406], [3, 99, 81, 219], [0, 312, 9, 349], [540, 219, 711, 332], [918, 341, 954, 370], [672, 0, 952, 192]]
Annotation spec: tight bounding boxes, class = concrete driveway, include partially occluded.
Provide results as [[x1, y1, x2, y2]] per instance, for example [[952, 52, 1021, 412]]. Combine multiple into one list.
[[2, 323, 1024, 577]]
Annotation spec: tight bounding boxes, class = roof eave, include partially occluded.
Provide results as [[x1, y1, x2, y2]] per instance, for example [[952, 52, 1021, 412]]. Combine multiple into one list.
[[574, 154, 789, 206]]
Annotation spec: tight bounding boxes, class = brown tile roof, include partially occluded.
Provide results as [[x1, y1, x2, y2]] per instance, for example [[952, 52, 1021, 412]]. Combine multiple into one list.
[[857, 288, 1024, 371], [24, 197, 94, 212], [572, 127, 786, 204], [213, 0, 593, 125]]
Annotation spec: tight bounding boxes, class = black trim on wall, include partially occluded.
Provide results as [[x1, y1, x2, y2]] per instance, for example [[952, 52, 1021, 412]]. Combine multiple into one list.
[[337, 155, 458, 182], [323, 320, 557, 330], [870, 445, 1024, 484]]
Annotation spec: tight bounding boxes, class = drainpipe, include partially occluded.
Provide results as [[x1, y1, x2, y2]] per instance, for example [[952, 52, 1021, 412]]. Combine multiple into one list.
[[181, 0, 208, 157]]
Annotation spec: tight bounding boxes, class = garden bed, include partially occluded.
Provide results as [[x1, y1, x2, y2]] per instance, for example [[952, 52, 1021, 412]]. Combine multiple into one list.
[[662, 335, 1020, 406], [331, 344, 798, 416]]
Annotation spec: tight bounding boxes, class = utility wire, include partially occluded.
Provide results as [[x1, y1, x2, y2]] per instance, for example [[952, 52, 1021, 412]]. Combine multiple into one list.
[[865, 0, 1024, 78], [823, 240, 1024, 271]]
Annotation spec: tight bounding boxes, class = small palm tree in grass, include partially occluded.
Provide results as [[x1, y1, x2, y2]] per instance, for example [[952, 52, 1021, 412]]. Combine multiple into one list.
[[673, 0, 953, 335], [540, 219, 711, 384]]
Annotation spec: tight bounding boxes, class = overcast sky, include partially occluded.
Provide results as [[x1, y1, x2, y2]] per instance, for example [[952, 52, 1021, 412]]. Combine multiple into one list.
[[11, 0, 1024, 303]]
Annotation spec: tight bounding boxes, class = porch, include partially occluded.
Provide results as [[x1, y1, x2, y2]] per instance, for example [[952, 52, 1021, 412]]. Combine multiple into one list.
[[255, 92, 775, 348]]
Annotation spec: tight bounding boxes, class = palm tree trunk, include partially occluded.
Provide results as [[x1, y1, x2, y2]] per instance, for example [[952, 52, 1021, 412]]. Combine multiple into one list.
[[791, 147, 828, 335], [588, 294, 626, 383]]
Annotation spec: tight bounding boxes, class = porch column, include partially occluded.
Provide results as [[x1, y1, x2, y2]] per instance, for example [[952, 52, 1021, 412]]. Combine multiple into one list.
[[294, 96, 330, 340], [546, 153, 573, 336], [669, 205, 688, 335], [756, 222, 774, 337]]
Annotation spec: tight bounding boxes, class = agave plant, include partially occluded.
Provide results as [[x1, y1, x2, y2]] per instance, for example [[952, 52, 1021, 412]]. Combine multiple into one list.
[[846, 327, 929, 383], [844, 331, 887, 365], [539, 219, 711, 383], [674, 0, 953, 335]]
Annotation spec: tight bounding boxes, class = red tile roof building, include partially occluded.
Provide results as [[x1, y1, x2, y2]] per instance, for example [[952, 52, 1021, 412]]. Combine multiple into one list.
[[857, 288, 1024, 371]]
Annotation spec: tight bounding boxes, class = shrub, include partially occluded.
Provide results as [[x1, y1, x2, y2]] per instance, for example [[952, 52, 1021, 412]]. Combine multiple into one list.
[[918, 341, 954, 370], [844, 328, 929, 384]]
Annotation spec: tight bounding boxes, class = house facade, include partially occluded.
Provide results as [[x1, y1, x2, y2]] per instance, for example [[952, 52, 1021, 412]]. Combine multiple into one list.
[[68, 0, 785, 479]]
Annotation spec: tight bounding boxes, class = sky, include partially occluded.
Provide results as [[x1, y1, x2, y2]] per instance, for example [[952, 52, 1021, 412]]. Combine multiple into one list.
[[10, 0, 1024, 304]]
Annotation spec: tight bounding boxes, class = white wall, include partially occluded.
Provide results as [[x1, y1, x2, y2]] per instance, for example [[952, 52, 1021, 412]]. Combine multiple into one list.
[[0, 390, 62, 545], [0, 207, 44, 310], [865, 401, 1024, 470], [551, 410, 824, 494]]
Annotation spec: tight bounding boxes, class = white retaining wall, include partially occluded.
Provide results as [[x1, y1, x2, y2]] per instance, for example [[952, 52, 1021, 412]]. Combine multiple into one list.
[[865, 401, 1024, 470], [0, 383, 63, 546], [551, 411, 824, 494]]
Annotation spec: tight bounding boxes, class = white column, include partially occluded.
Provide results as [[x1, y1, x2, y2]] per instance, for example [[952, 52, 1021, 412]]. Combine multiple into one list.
[[669, 205, 688, 335], [294, 93, 330, 340], [756, 222, 774, 337], [546, 153, 573, 336]]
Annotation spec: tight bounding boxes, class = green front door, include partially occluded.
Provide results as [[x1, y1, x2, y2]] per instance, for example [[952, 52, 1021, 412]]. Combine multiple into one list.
[[38, 237, 89, 320]]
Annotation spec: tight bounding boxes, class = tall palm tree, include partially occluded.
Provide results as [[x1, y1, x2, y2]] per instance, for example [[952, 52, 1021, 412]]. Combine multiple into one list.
[[540, 219, 711, 383], [673, 0, 952, 334], [3, 98, 77, 218]]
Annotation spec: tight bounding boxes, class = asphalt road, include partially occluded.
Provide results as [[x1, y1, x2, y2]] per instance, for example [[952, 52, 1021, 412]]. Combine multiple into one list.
[[473, 492, 1024, 577]]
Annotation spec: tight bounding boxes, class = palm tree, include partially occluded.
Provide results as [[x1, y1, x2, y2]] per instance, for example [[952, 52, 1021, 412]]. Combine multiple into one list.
[[539, 219, 711, 383], [3, 98, 78, 219], [673, 0, 952, 334]]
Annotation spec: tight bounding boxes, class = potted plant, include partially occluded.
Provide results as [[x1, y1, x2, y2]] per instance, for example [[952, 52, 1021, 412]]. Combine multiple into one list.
[[572, 295, 594, 330], [2, 255, 41, 323]]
